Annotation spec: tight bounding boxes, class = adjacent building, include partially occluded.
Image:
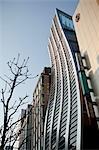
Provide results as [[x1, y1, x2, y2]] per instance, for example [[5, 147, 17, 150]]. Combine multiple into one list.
[[26, 105, 33, 150], [18, 105, 32, 150], [73, 0, 99, 119], [43, 9, 99, 150], [18, 109, 27, 150], [18, 67, 51, 150], [32, 67, 51, 150]]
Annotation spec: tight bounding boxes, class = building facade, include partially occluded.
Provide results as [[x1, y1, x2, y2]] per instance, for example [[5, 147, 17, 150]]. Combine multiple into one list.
[[18, 105, 32, 150], [18, 109, 27, 150], [26, 105, 33, 150], [32, 67, 51, 150], [43, 9, 99, 150], [19, 67, 51, 150], [73, 0, 99, 118]]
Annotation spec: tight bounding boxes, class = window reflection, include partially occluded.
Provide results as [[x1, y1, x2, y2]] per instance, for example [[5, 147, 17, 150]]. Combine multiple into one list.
[[59, 13, 74, 30]]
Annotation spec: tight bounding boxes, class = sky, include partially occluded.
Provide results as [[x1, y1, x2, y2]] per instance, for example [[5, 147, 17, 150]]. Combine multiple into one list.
[[0, 0, 78, 127]]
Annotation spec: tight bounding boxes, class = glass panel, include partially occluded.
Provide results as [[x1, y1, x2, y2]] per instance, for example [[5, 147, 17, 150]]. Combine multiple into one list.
[[59, 12, 74, 30], [79, 71, 90, 95]]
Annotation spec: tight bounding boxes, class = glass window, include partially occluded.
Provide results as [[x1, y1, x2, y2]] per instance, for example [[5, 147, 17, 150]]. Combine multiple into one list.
[[79, 71, 89, 95], [70, 131, 77, 139], [59, 13, 74, 30], [70, 120, 77, 129], [61, 125, 66, 133], [69, 136, 76, 145], [70, 126, 77, 135], [71, 115, 77, 124]]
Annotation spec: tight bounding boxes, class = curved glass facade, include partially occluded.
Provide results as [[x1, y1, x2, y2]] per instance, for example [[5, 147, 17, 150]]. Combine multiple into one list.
[[44, 9, 99, 150], [43, 9, 81, 150]]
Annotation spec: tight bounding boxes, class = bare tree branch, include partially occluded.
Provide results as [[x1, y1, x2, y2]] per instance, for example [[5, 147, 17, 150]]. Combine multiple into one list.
[[7, 95, 28, 125], [0, 54, 38, 149], [0, 76, 11, 88]]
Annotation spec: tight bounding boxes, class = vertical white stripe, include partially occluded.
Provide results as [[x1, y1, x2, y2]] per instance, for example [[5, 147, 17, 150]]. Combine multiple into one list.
[[52, 20, 71, 150]]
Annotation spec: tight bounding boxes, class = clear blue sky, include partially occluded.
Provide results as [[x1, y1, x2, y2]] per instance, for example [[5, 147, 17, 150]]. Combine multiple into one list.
[[0, 0, 78, 126]]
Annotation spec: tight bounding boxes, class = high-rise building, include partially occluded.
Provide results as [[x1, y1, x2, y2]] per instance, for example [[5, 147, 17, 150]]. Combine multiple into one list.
[[73, 0, 99, 117], [43, 9, 99, 150], [32, 67, 51, 150]]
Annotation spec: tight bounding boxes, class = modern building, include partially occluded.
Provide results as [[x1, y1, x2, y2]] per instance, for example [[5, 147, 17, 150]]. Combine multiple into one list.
[[32, 67, 51, 150], [43, 9, 99, 150], [73, 0, 99, 119]]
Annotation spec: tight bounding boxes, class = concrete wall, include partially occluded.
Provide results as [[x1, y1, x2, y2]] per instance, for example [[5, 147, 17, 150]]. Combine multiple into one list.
[[73, 0, 99, 98]]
